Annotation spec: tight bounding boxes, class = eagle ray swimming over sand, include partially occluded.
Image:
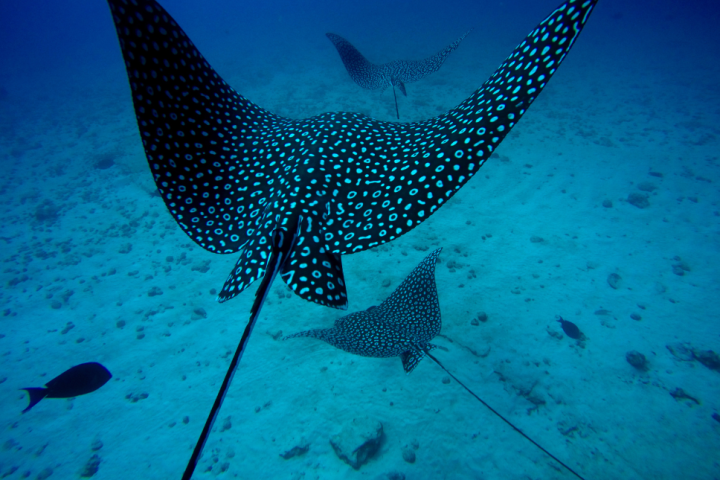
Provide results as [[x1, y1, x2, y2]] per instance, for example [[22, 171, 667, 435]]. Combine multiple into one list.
[[105, 0, 597, 476], [286, 248, 586, 479], [326, 31, 471, 118], [107, 0, 597, 314], [285, 248, 443, 373]]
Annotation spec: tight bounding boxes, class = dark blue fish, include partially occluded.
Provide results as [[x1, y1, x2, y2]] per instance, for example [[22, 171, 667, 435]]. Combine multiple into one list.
[[21, 362, 112, 413], [326, 31, 471, 117], [285, 248, 442, 373], [558, 316, 583, 339]]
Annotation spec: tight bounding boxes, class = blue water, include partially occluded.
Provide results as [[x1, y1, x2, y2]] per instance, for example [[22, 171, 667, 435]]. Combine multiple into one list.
[[1, 0, 719, 479]]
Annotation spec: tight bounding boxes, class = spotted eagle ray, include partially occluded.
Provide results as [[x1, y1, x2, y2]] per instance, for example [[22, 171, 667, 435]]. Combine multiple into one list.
[[326, 30, 471, 119], [285, 248, 443, 373], [105, 0, 597, 477], [286, 248, 586, 480]]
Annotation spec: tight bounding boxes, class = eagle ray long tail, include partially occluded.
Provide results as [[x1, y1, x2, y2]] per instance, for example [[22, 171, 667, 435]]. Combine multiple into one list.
[[182, 226, 298, 480], [392, 84, 400, 119], [425, 351, 586, 480]]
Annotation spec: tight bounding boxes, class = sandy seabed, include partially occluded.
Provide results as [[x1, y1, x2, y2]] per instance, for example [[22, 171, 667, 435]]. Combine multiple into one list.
[[1, 3, 719, 479]]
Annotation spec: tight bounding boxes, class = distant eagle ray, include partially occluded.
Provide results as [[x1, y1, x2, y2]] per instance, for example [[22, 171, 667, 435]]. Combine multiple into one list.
[[326, 30, 471, 119], [286, 248, 586, 480], [105, 0, 598, 477]]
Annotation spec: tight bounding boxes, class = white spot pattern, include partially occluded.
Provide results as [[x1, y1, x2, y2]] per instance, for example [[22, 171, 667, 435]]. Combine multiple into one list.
[[108, 0, 597, 307], [285, 248, 444, 374]]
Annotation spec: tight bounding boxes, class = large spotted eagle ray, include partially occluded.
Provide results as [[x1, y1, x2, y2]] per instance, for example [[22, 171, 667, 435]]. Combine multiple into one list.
[[105, 0, 597, 477], [326, 30, 471, 119], [286, 248, 586, 479]]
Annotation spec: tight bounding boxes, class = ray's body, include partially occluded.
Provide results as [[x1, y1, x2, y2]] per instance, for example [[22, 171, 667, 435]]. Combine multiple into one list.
[[326, 31, 471, 117], [326, 31, 471, 95]]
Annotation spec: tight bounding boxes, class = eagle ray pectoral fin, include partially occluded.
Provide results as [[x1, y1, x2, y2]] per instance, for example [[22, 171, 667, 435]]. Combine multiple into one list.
[[324, 1, 598, 255], [106, 0, 276, 258], [326, 32, 384, 90], [217, 217, 276, 303], [281, 243, 348, 310], [401, 348, 426, 374]]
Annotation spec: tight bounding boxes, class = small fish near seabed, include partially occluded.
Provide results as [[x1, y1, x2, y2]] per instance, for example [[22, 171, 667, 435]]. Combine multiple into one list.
[[558, 316, 586, 341], [21, 362, 112, 413]]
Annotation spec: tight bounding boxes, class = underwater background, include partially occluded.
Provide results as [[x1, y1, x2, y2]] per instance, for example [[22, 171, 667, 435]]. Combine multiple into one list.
[[1, 0, 719, 478]]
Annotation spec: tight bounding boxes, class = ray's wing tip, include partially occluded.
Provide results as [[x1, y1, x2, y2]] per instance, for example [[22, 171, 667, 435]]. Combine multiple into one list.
[[216, 289, 236, 303]]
